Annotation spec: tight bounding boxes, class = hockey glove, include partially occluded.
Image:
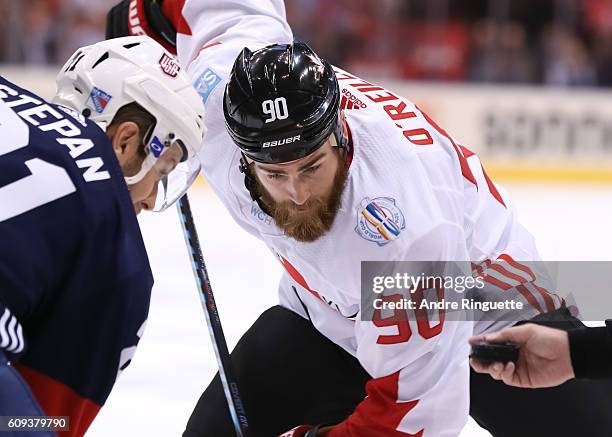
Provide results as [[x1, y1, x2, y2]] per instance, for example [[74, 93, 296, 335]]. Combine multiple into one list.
[[279, 424, 328, 437], [106, 0, 177, 53]]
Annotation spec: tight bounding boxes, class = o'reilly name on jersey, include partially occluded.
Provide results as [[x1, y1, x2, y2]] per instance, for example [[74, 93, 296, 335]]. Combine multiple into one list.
[[262, 134, 301, 148]]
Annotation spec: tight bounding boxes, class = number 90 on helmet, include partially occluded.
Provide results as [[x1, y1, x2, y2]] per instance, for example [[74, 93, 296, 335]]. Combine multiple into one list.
[[53, 35, 206, 212], [223, 41, 346, 164]]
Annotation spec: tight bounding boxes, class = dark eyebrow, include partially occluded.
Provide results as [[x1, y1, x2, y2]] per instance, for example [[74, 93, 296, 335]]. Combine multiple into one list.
[[260, 167, 288, 175], [259, 151, 327, 175], [297, 153, 326, 172]]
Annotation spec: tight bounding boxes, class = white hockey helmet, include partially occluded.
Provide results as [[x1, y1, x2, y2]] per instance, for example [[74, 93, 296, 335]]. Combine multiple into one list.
[[53, 35, 206, 212]]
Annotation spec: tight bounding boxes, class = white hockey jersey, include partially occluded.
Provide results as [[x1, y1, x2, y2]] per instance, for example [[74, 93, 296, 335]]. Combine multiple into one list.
[[161, 1, 562, 435]]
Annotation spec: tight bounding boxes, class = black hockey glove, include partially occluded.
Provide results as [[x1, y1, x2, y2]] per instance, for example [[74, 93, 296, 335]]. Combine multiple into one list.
[[106, 0, 177, 52], [279, 424, 327, 437]]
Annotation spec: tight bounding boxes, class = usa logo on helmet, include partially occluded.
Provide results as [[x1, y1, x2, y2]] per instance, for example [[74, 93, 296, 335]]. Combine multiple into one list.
[[159, 54, 180, 78]]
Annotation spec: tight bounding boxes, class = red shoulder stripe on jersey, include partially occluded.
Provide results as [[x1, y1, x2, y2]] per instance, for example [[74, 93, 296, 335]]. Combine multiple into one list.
[[199, 41, 222, 54], [459, 144, 506, 208], [329, 371, 423, 437], [417, 108, 478, 188], [161, 0, 192, 35], [279, 256, 322, 301], [480, 164, 507, 208], [15, 363, 100, 437], [458, 144, 476, 158]]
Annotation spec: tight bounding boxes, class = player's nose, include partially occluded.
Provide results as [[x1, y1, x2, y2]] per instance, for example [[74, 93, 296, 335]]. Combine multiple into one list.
[[139, 184, 158, 213], [286, 178, 310, 206]]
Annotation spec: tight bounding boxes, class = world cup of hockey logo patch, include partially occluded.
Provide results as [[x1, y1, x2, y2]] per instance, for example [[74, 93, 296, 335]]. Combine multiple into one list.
[[89, 87, 112, 113], [159, 53, 180, 77], [355, 197, 405, 246]]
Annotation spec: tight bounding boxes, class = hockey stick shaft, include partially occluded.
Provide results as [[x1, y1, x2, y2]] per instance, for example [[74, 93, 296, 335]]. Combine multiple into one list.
[[177, 194, 249, 437]]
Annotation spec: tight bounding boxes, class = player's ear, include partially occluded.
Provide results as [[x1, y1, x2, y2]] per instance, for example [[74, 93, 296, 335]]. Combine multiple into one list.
[[109, 121, 141, 164]]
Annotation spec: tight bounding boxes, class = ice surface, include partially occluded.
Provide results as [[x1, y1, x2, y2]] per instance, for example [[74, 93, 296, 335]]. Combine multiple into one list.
[[85, 182, 612, 436]]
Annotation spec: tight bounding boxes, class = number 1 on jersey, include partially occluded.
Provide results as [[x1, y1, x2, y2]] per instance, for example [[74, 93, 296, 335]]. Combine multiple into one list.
[[0, 102, 76, 222]]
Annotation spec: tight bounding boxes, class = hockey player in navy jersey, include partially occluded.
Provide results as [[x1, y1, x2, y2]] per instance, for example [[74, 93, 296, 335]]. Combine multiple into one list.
[[0, 36, 205, 436]]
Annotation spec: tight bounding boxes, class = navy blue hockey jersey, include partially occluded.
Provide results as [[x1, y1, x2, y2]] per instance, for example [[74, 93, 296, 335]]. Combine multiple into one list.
[[0, 76, 153, 436]]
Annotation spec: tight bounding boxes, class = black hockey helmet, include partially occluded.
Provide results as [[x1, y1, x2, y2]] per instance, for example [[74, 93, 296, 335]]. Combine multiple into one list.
[[223, 41, 346, 164]]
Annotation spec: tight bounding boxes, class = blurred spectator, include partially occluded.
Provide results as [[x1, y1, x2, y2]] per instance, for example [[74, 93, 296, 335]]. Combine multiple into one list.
[[56, 1, 110, 63], [592, 30, 612, 86], [469, 20, 535, 83], [0, 0, 114, 65], [22, 0, 57, 64], [540, 25, 596, 86], [584, 0, 612, 85], [400, 22, 469, 81]]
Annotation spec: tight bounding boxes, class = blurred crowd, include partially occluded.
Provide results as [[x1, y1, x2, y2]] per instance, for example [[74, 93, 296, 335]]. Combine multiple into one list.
[[2, 0, 612, 87], [288, 0, 612, 87], [0, 0, 113, 66]]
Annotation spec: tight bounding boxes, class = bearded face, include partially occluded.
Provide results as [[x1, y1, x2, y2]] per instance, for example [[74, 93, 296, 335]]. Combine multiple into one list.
[[256, 160, 348, 242], [251, 138, 349, 242]]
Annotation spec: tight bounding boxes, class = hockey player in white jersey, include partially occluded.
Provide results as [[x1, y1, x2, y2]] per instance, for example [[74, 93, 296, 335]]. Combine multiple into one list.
[[107, 1, 612, 436]]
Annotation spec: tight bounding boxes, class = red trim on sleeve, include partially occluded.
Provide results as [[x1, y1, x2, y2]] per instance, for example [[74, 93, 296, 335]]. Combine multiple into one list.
[[130, 0, 175, 54], [459, 144, 507, 208], [498, 254, 557, 311], [480, 164, 507, 208], [279, 256, 323, 301], [458, 144, 475, 158], [161, 0, 192, 35], [200, 41, 223, 52], [15, 364, 101, 437], [328, 371, 423, 437]]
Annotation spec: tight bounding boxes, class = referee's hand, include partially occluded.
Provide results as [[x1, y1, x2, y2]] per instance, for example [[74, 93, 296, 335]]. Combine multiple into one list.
[[469, 324, 575, 388]]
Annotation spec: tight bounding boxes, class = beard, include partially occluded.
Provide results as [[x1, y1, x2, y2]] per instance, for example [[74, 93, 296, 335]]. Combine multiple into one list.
[[255, 161, 349, 243]]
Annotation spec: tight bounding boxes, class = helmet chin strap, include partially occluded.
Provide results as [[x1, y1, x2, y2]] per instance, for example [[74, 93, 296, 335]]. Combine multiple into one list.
[[122, 127, 177, 186], [124, 152, 157, 186], [239, 153, 272, 215]]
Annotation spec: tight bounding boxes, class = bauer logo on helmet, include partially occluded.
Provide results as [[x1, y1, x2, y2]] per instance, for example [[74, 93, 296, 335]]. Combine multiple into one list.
[[262, 134, 301, 148]]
